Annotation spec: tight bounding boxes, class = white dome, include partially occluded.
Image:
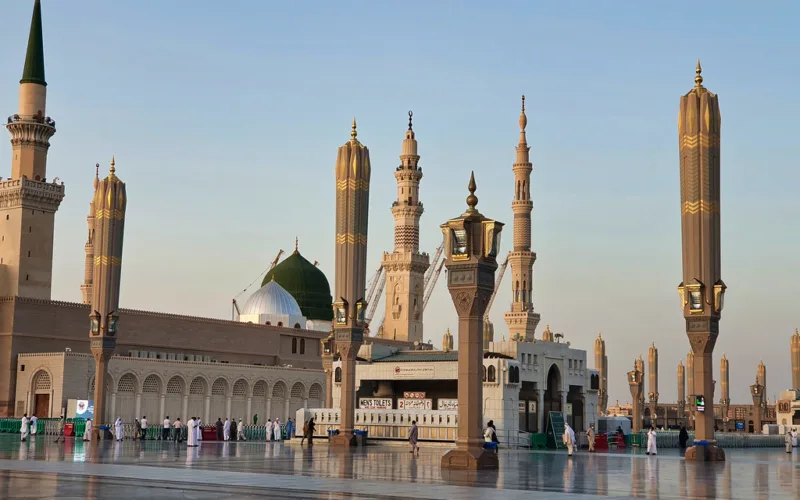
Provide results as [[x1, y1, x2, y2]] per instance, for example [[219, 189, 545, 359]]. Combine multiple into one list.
[[241, 279, 303, 317]]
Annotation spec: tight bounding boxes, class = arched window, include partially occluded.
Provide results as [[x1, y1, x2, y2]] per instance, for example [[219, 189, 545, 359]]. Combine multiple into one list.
[[335, 367, 342, 383], [482, 366, 487, 382], [266, 321, 271, 326], [294, 323, 301, 328], [487, 365, 496, 383], [292, 338, 298, 354], [278, 321, 283, 327], [300, 338, 306, 355]]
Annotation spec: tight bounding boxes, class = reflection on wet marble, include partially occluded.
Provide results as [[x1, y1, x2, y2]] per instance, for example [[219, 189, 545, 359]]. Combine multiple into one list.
[[0, 435, 798, 499]]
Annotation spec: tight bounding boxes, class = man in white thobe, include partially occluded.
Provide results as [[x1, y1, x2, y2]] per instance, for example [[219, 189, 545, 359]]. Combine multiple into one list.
[[20, 414, 29, 442], [647, 426, 657, 455], [237, 419, 247, 441], [786, 430, 793, 453], [563, 423, 576, 457], [274, 418, 281, 441], [223, 418, 231, 441], [187, 418, 197, 447], [84, 418, 93, 442], [266, 419, 272, 442], [30, 415, 38, 436], [114, 418, 124, 441], [196, 418, 202, 442]]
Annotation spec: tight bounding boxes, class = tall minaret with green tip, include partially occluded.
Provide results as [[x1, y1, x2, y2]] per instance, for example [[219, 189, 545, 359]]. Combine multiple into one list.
[[0, 0, 65, 299]]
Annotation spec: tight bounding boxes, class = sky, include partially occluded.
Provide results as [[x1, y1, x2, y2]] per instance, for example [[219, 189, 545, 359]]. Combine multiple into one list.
[[1, 0, 798, 406]]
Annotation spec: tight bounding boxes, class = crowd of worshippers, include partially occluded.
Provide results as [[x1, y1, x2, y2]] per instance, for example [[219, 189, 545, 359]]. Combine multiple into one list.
[[126, 414, 295, 442]]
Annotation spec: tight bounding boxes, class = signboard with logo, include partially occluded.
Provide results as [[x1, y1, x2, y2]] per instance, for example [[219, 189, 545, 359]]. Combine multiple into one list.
[[359, 398, 393, 410], [519, 401, 526, 413], [76, 400, 93, 420], [438, 399, 458, 411], [735, 421, 745, 430], [393, 366, 435, 379], [398, 398, 432, 410], [695, 395, 705, 413], [403, 392, 426, 399]]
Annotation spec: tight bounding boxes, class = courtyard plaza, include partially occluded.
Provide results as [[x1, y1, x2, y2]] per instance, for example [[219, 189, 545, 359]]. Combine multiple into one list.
[[0, 436, 797, 499]]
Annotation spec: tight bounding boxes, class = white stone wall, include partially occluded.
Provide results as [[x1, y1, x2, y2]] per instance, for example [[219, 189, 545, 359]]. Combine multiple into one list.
[[16, 352, 325, 425]]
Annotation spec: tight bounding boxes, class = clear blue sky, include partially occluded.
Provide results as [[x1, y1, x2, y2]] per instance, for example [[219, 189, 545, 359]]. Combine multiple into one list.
[[1, 1, 798, 405]]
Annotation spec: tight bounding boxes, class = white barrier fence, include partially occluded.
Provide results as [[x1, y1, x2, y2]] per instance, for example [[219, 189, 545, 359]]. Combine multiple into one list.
[[297, 408, 459, 441]]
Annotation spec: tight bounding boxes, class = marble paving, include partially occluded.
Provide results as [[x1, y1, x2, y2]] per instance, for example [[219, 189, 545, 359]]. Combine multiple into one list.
[[0, 435, 798, 499]]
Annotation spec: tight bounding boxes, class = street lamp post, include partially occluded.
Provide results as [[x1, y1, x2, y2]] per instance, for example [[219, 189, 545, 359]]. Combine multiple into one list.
[[750, 381, 764, 434], [440, 172, 503, 471], [628, 366, 643, 434]]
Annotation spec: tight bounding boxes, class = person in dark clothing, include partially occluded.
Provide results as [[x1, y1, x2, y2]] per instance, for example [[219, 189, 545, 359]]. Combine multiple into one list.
[[679, 425, 689, 448], [230, 418, 238, 441], [307, 418, 316, 446], [216, 418, 223, 441]]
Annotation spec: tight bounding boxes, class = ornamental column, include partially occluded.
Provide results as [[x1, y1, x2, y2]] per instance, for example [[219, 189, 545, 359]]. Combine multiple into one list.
[[89, 157, 127, 434], [720, 354, 730, 432], [677, 61, 726, 461], [648, 343, 659, 428]]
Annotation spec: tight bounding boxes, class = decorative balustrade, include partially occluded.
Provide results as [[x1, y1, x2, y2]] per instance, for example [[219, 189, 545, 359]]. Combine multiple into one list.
[[297, 408, 458, 441]]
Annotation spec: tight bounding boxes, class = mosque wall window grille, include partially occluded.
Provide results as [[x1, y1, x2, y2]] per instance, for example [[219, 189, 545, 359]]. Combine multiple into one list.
[[292, 338, 298, 354], [272, 383, 286, 399], [233, 379, 247, 397], [300, 339, 306, 355], [253, 381, 267, 397], [166, 377, 183, 395], [118, 374, 136, 393], [189, 378, 206, 396], [290, 383, 304, 399], [308, 384, 322, 401], [211, 379, 227, 396], [335, 367, 342, 383], [33, 371, 51, 392], [143, 375, 160, 393]]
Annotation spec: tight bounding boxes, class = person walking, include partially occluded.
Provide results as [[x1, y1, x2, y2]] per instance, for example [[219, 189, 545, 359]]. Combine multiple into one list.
[[408, 420, 419, 455], [162, 416, 171, 441], [237, 419, 247, 441], [140, 416, 148, 440], [20, 414, 29, 442], [563, 423, 576, 457], [646, 426, 657, 455], [307, 418, 316, 446], [285, 418, 294, 440], [84, 418, 93, 442], [266, 419, 273, 442], [54, 415, 66, 443], [216, 418, 223, 441], [173, 418, 183, 443], [114, 417, 124, 441], [230, 418, 238, 442], [273, 418, 282, 441], [300, 420, 309, 446], [223, 418, 231, 441], [587, 424, 596, 452], [786, 430, 793, 454], [196, 418, 203, 442], [253, 414, 258, 426], [30, 415, 38, 437], [678, 425, 689, 449]]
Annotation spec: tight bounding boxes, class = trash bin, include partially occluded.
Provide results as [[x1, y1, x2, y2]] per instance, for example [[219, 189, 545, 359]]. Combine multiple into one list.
[[327, 429, 339, 441], [64, 423, 74, 437], [202, 426, 217, 441], [354, 429, 368, 446]]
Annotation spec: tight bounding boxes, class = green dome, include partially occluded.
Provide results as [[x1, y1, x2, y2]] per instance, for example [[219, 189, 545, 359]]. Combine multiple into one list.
[[262, 251, 333, 321]]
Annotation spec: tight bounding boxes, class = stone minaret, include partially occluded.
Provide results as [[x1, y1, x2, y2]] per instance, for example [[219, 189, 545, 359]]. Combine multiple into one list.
[[90, 158, 127, 427], [720, 354, 730, 430], [541, 324, 553, 342], [381, 112, 429, 343], [635, 354, 646, 411], [678, 61, 725, 457], [0, 0, 65, 299], [757, 360, 766, 404], [442, 328, 454, 352], [504, 96, 541, 341], [677, 361, 686, 422], [80, 164, 100, 303], [594, 333, 608, 415], [791, 329, 800, 390], [332, 119, 371, 446], [648, 343, 659, 425]]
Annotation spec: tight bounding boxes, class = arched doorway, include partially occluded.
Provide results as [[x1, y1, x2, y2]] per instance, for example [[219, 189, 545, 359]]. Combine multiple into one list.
[[543, 364, 562, 415], [30, 370, 52, 418]]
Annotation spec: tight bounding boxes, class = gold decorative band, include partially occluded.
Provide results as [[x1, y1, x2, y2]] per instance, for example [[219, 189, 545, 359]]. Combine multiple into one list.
[[95, 209, 125, 220], [680, 133, 720, 149], [336, 179, 370, 191], [336, 233, 368, 245], [94, 256, 121, 266], [682, 200, 720, 215]]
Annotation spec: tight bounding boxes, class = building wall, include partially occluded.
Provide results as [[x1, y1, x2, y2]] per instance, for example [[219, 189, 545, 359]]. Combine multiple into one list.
[[15, 352, 325, 424], [1, 297, 327, 416]]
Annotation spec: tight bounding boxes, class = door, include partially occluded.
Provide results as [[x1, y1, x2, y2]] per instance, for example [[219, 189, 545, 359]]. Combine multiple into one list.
[[34, 394, 50, 418]]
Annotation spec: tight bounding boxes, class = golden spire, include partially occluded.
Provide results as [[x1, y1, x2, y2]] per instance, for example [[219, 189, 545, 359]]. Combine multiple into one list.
[[694, 59, 703, 87], [795, 328, 799, 336], [93, 163, 100, 190], [466, 171, 478, 210], [109, 156, 116, 175], [295, 237, 299, 253], [598, 332, 602, 339], [351, 117, 358, 140], [408, 110, 413, 131], [519, 95, 527, 131]]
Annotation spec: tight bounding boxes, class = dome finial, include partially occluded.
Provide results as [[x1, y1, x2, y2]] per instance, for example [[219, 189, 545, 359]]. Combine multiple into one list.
[[351, 117, 357, 140], [109, 155, 116, 175], [93, 163, 100, 190], [294, 237, 299, 254], [694, 59, 703, 87], [466, 171, 478, 210], [408, 110, 413, 131], [519, 95, 528, 132]]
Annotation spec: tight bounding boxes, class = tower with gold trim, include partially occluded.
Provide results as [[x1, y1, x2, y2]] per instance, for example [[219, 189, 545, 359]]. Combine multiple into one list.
[[677, 61, 726, 461], [504, 96, 540, 341], [0, 0, 64, 299], [648, 343, 659, 427], [81, 164, 100, 304], [89, 157, 127, 428], [594, 333, 608, 415], [331, 119, 371, 446], [381, 112, 429, 343]]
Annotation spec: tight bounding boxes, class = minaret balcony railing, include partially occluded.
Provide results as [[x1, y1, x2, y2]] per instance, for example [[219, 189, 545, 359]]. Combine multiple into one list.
[[6, 113, 55, 127]]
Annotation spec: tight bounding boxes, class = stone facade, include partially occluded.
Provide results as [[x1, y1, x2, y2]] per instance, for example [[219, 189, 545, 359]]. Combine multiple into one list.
[[15, 351, 324, 424]]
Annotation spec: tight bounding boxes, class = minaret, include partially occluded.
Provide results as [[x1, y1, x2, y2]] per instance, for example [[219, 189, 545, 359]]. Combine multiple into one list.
[[757, 360, 766, 404], [648, 343, 659, 426], [541, 324, 553, 342], [791, 329, 800, 390], [331, 118, 371, 447], [442, 328, 454, 352], [381, 111, 429, 343], [678, 61, 725, 458], [504, 96, 541, 341], [594, 333, 608, 415], [0, 0, 65, 299], [635, 354, 646, 411], [80, 164, 100, 303], [677, 361, 686, 423], [482, 318, 494, 350], [90, 157, 127, 428], [720, 354, 730, 430], [686, 351, 694, 404]]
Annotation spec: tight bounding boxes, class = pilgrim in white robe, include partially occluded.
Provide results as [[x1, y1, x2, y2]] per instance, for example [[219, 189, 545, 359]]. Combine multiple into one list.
[[84, 419, 93, 441], [274, 419, 281, 441], [30, 416, 38, 435], [187, 419, 197, 447], [647, 429, 657, 455], [266, 421, 272, 441], [196, 419, 202, 441], [20, 417, 29, 441], [114, 418, 124, 441], [563, 424, 576, 456], [223, 419, 231, 441]]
